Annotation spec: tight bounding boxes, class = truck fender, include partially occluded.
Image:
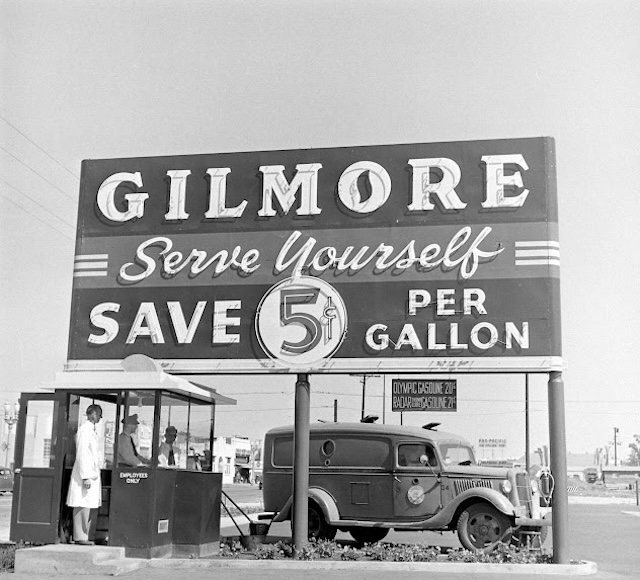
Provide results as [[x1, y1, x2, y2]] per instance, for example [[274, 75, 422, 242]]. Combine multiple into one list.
[[270, 487, 339, 524], [444, 487, 517, 524], [308, 487, 340, 524]]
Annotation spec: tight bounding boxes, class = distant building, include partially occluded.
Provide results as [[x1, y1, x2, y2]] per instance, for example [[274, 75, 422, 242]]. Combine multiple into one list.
[[565, 452, 596, 481], [601, 465, 640, 484], [211, 436, 262, 485]]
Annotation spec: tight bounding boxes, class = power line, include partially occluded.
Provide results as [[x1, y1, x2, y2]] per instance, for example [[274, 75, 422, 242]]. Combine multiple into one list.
[[218, 405, 333, 413], [0, 144, 75, 202], [0, 192, 75, 242], [0, 176, 76, 229], [0, 115, 80, 180]]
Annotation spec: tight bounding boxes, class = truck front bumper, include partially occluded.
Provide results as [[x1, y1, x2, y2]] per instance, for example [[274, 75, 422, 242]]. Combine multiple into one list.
[[515, 514, 552, 527]]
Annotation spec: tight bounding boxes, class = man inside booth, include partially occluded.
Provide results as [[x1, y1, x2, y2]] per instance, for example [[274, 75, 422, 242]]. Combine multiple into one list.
[[158, 426, 181, 468], [118, 414, 150, 467]]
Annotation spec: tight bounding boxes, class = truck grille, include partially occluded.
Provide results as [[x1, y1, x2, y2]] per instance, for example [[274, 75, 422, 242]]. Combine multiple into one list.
[[515, 473, 532, 511], [453, 478, 493, 495]]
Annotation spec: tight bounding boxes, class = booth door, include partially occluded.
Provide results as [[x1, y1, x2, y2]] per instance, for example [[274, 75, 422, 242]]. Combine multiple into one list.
[[10, 393, 66, 544]]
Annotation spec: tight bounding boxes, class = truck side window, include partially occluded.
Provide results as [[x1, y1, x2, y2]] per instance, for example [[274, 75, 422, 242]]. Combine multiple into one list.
[[397, 443, 437, 467]]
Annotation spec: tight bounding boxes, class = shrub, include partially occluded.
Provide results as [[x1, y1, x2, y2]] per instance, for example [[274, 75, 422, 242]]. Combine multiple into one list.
[[219, 539, 242, 558], [254, 541, 293, 560], [363, 542, 440, 562], [294, 539, 338, 560], [447, 548, 492, 563], [0, 542, 31, 572], [296, 544, 316, 560], [447, 543, 553, 564], [340, 546, 360, 561], [310, 539, 337, 559]]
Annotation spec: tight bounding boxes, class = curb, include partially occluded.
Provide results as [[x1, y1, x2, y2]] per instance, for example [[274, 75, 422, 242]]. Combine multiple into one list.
[[147, 558, 597, 576]]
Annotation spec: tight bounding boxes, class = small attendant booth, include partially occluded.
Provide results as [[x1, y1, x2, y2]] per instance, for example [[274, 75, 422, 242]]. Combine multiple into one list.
[[10, 355, 236, 559]]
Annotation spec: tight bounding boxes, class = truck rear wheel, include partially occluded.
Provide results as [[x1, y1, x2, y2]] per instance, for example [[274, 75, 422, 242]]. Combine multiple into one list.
[[307, 502, 337, 541], [457, 503, 514, 552], [348, 527, 389, 546]]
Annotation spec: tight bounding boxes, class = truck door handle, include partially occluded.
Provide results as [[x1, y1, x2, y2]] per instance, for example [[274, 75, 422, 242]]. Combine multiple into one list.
[[394, 476, 400, 483]]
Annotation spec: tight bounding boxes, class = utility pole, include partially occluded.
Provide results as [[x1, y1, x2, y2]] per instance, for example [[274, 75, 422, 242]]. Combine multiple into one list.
[[350, 374, 380, 421], [382, 376, 386, 424], [614, 427, 619, 466]]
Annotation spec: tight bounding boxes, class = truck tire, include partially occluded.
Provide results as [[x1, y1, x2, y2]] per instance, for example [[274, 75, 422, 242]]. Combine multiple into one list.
[[307, 502, 337, 541], [348, 527, 389, 546], [457, 503, 514, 552]]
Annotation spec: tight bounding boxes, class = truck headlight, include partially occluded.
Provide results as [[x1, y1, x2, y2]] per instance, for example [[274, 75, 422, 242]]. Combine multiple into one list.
[[500, 480, 512, 494]]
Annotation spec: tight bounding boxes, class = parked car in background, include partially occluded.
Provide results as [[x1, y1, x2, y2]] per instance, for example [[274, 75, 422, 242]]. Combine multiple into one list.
[[0, 468, 14, 494], [263, 422, 551, 552]]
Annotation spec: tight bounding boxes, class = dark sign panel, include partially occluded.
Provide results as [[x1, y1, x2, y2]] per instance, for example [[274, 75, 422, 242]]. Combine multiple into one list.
[[67, 137, 561, 374], [391, 379, 457, 412]]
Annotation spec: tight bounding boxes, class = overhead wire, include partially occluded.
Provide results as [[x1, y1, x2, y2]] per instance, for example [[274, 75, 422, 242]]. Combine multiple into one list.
[[0, 144, 76, 202], [0, 118, 79, 239], [0, 191, 75, 241], [0, 115, 80, 180], [0, 176, 76, 230]]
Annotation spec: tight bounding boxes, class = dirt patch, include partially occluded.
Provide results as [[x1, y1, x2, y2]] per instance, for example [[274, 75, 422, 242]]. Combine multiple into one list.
[[567, 478, 639, 498]]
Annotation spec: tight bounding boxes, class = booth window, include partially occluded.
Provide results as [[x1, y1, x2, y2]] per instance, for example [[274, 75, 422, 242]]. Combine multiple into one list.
[[22, 400, 57, 468], [117, 390, 155, 466], [158, 392, 213, 471]]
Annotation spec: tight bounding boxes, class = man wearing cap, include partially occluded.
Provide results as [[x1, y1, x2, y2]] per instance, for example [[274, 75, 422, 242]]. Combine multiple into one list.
[[117, 414, 150, 467], [66, 404, 103, 545], [158, 426, 180, 468]]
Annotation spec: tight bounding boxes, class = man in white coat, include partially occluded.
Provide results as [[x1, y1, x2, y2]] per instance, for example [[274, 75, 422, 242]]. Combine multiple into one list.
[[66, 404, 103, 545]]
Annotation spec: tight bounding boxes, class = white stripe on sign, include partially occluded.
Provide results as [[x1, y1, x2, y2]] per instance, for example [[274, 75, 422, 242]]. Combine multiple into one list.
[[515, 249, 561, 259], [73, 271, 108, 278], [74, 261, 108, 270], [75, 254, 109, 261], [515, 241, 560, 248], [515, 259, 561, 267]]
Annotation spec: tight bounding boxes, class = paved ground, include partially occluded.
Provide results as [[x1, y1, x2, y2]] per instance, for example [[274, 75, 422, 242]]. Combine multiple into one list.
[[4, 486, 640, 579]]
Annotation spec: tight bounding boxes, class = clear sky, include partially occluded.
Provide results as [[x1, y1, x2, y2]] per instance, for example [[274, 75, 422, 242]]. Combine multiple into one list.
[[1, 0, 638, 460]]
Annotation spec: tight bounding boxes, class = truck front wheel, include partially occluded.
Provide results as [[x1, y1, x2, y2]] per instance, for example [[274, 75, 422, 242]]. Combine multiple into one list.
[[457, 503, 514, 552]]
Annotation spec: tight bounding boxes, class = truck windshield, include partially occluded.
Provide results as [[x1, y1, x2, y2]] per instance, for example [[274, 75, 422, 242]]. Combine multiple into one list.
[[438, 442, 476, 466]]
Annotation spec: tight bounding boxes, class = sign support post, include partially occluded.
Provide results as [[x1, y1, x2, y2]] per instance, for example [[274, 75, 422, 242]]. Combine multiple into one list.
[[525, 373, 530, 474], [548, 371, 569, 563], [293, 373, 310, 556]]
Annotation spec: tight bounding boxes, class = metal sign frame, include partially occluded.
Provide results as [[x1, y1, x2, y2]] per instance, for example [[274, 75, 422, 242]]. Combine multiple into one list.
[[64, 137, 569, 563]]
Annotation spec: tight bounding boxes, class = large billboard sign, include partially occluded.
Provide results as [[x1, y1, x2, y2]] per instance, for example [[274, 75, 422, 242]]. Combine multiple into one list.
[[67, 137, 561, 374]]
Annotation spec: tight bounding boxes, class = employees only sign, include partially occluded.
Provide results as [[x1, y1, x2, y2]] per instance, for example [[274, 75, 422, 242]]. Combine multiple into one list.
[[67, 137, 561, 374]]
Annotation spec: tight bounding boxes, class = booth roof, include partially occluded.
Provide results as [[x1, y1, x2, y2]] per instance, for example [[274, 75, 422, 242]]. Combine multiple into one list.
[[43, 370, 237, 405]]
